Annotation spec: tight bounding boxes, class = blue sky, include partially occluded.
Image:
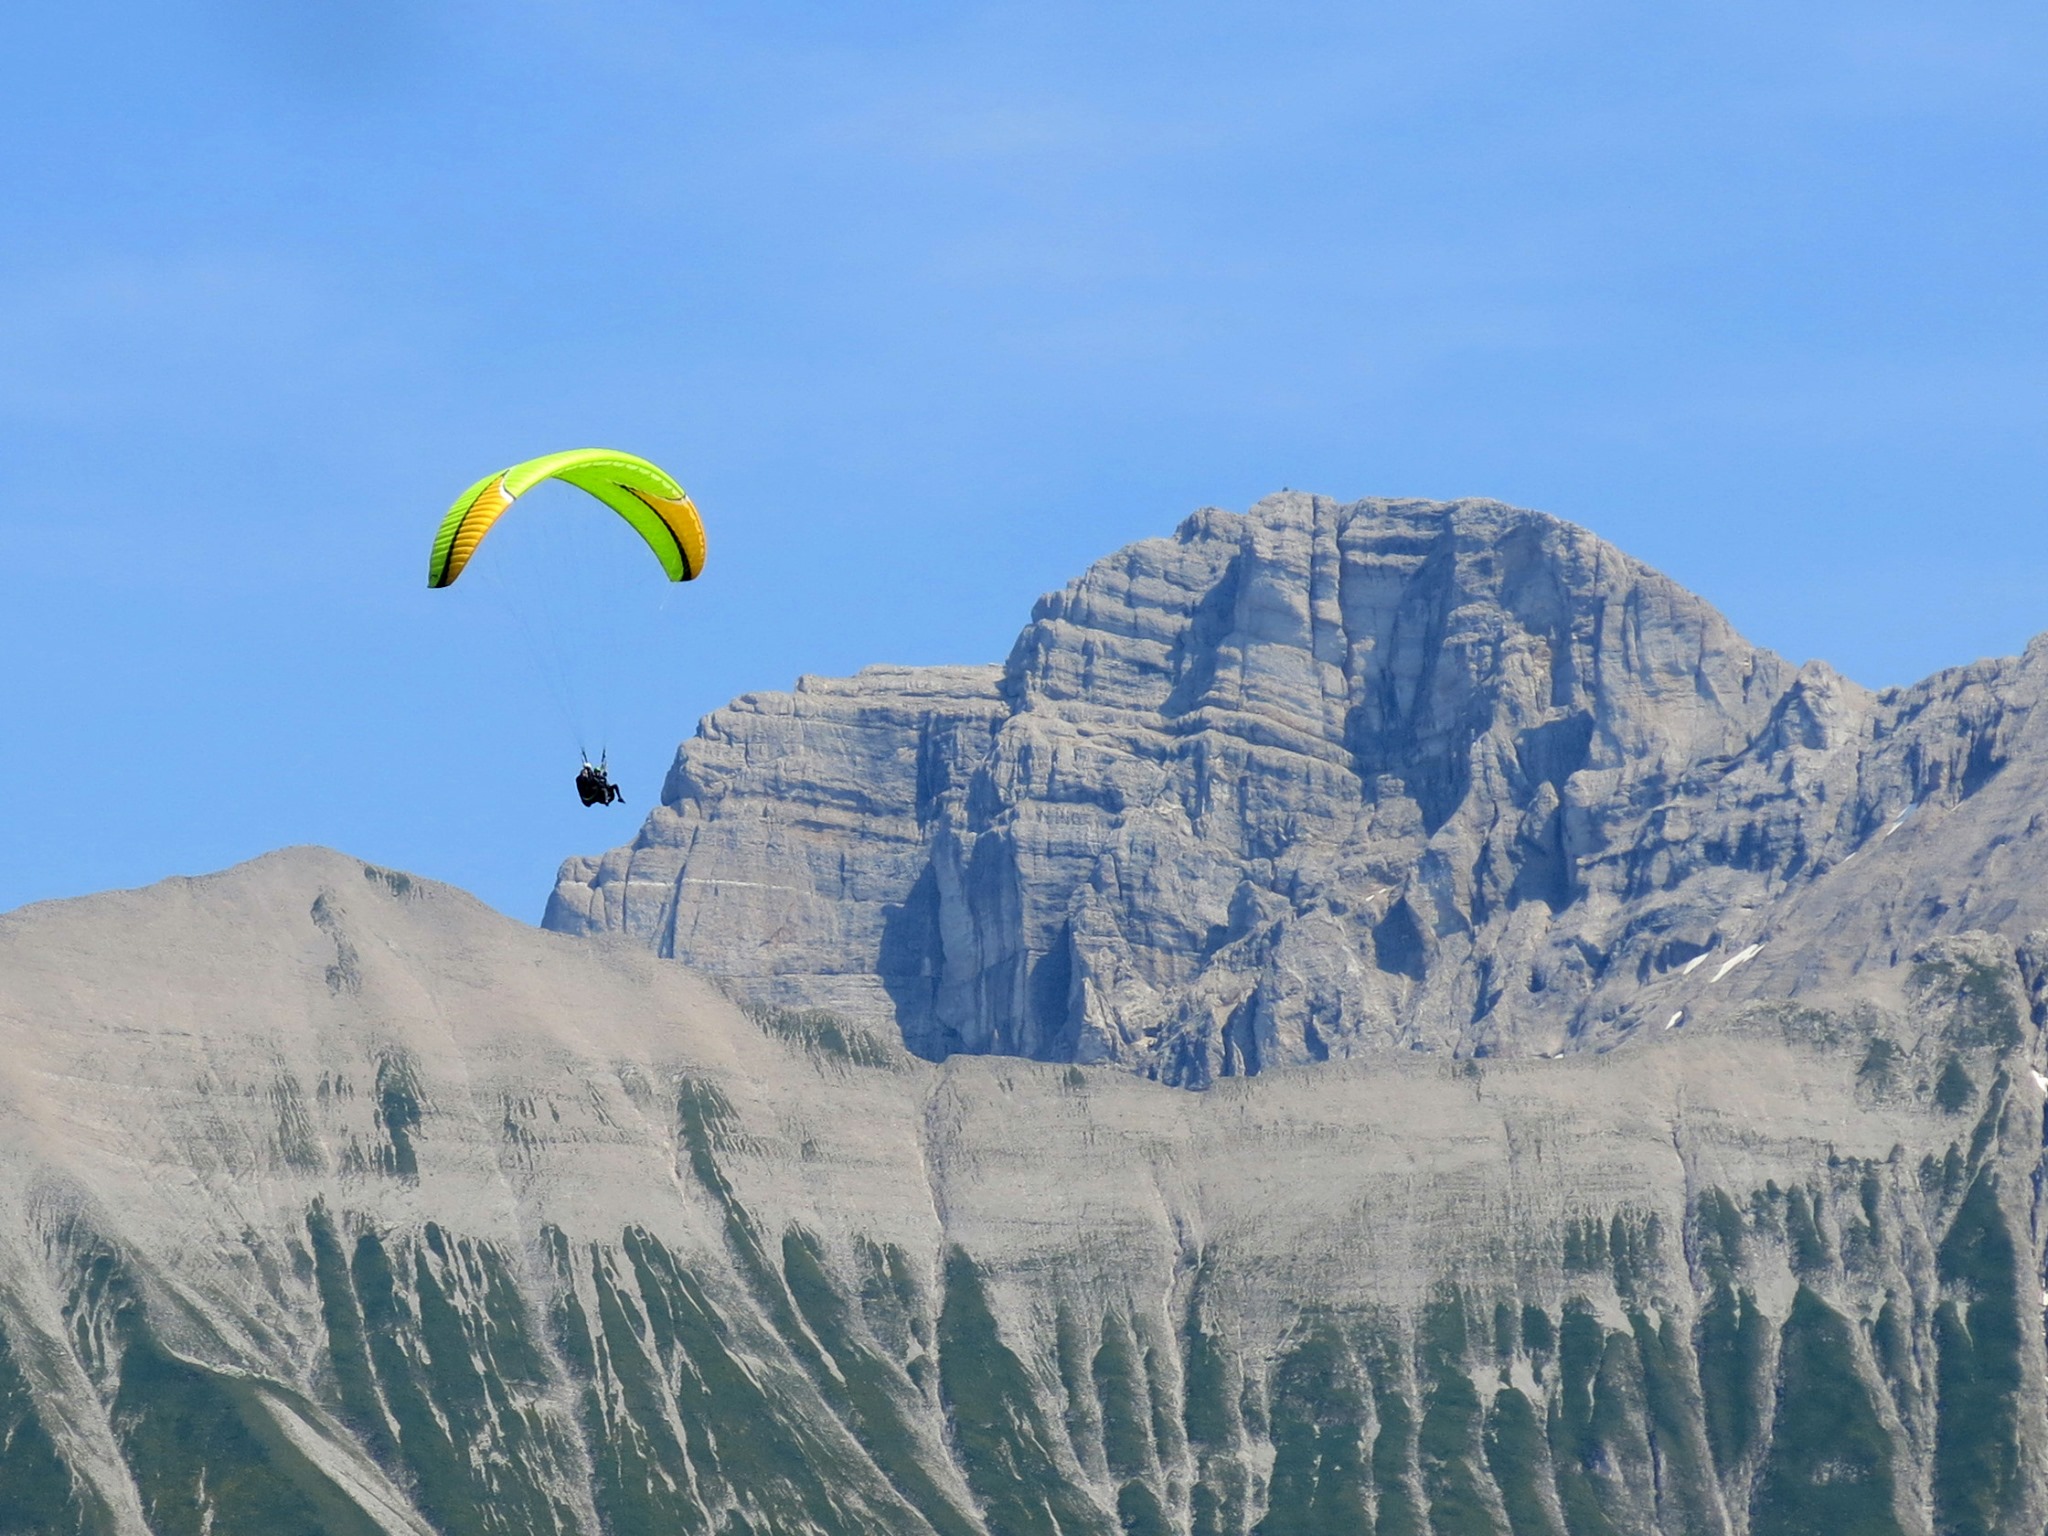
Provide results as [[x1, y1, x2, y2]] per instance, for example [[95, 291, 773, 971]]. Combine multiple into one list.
[[2, 1, 2043, 918]]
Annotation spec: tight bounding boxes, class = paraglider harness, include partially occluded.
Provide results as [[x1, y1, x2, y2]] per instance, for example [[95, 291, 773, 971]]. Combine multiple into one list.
[[576, 756, 623, 807]]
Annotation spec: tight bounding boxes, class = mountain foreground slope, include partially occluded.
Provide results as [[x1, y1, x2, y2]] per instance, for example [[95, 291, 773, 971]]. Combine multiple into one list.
[[2, 846, 2046, 1534], [550, 493, 2048, 1084]]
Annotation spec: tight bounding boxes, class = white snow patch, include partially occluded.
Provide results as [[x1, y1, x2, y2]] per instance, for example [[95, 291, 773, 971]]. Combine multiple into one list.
[[1680, 950, 1712, 977], [2031, 1069, 2048, 1095], [1665, 1011, 1684, 1030], [1710, 943, 1764, 983], [1882, 802, 1921, 840]]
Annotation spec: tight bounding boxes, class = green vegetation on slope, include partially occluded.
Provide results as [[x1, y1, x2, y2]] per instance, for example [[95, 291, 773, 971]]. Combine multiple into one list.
[[1932, 1172, 2025, 1536], [89, 1248, 391, 1536], [1911, 951, 2024, 1051], [781, 1228, 981, 1536], [1691, 1191, 1771, 1481], [746, 1006, 897, 1069], [1094, 1311, 1154, 1481], [1547, 1305, 1623, 1536], [0, 1310, 112, 1536], [938, 1248, 1114, 1536], [1749, 1286, 1902, 1536], [675, 1076, 974, 1533], [1483, 1388, 1561, 1536], [347, 1226, 581, 1536], [1628, 1311, 1716, 1533], [1414, 1296, 1500, 1536], [1370, 1352, 1425, 1536], [1256, 1316, 1371, 1535], [1181, 1262, 1250, 1536]]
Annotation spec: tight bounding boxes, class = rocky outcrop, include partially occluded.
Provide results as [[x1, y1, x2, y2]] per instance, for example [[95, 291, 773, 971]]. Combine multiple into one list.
[[550, 493, 2048, 1082]]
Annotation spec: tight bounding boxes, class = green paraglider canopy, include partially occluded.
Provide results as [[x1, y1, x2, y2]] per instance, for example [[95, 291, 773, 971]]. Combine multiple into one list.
[[428, 449, 706, 588]]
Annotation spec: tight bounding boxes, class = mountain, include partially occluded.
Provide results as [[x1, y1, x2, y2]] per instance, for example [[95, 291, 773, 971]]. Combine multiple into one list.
[[3, 846, 2045, 1535], [547, 492, 2048, 1084]]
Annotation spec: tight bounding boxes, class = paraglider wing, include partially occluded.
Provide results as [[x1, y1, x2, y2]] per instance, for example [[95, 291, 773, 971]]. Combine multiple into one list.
[[427, 448, 706, 587]]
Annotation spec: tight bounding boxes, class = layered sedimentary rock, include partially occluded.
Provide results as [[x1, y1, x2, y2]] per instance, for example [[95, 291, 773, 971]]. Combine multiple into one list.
[[5, 848, 2048, 1535], [550, 493, 2048, 1082]]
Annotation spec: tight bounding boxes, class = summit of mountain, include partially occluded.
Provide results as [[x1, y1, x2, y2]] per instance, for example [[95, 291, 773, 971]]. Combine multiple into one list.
[[548, 491, 2048, 1082]]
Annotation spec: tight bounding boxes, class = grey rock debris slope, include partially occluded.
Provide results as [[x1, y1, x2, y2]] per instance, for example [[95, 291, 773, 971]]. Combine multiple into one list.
[[549, 491, 2048, 1082], [6, 846, 2048, 1535]]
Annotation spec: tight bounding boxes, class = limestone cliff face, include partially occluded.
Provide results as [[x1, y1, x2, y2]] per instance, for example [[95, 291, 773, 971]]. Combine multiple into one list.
[[7, 849, 2048, 1536], [550, 494, 2048, 1081]]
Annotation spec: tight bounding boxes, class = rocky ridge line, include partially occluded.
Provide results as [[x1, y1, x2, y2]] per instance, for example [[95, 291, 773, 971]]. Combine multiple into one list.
[[4, 848, 2047, 1535]]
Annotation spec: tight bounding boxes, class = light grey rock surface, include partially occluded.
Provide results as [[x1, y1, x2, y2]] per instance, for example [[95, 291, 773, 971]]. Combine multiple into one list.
[[5, 847, 2048, 1534], [551, 493, 2048, 1082]]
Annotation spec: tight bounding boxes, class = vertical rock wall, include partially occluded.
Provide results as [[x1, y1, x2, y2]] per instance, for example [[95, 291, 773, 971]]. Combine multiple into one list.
[[552, 493, 2048, 1080]]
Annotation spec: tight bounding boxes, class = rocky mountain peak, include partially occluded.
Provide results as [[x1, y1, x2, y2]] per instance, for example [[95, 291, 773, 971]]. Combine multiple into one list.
[[549, 492, 2043, 1083], [1004, 493, 1782, 811]]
